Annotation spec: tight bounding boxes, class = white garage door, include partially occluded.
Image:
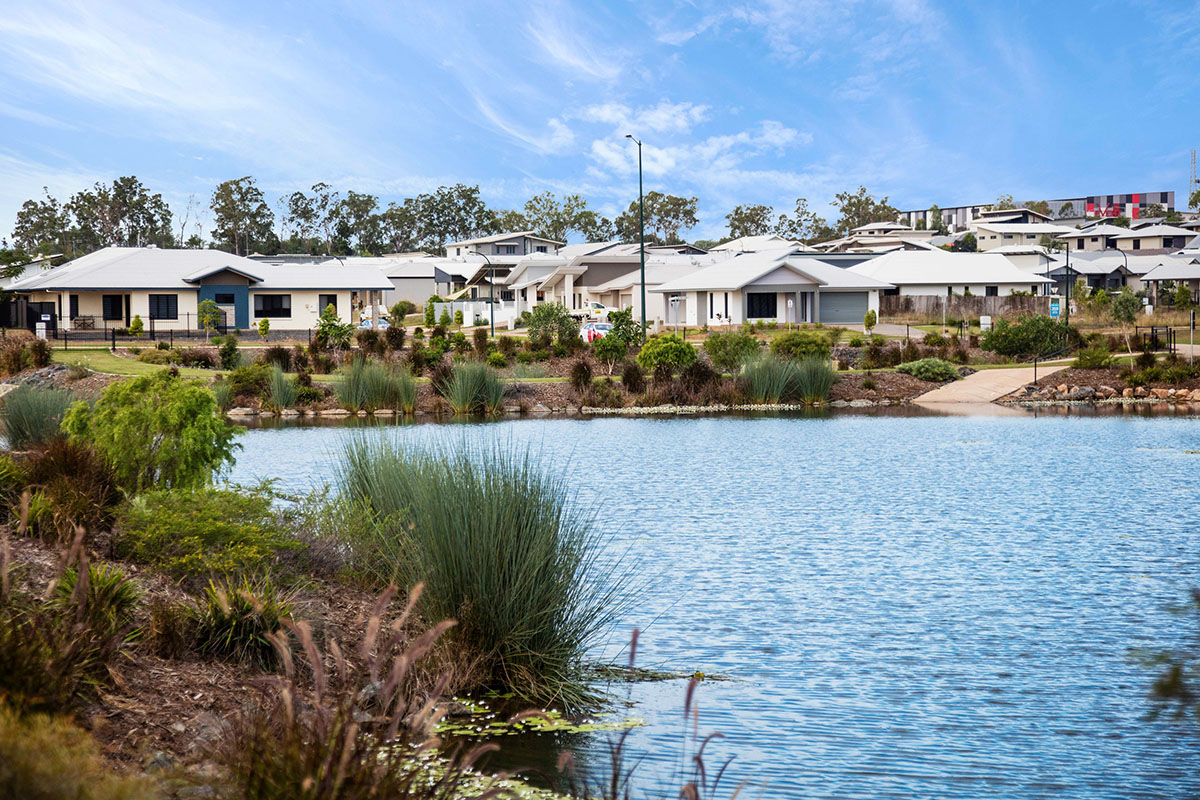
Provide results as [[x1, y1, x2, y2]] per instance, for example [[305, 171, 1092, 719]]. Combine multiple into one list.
[[820, 292, 868, 324]]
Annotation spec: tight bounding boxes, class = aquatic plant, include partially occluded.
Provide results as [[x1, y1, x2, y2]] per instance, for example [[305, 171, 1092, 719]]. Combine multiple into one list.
[[266, 365, 296, 410], [340, 440, 627, 709], [739, 353, 798, 403], [336, 358, 417, 412], [0, 385, 73, 450], [442, 361, 505, 415], [793, 355, 837, 404]]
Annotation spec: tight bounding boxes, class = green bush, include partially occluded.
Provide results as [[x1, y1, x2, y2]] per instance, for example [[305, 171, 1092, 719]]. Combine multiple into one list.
[[569, 359, 593, 393], [635, 334, 696, 373], [62, 371, 239, 493], [191, 577, 294, 668], [227, 362, 270, 397], [135, 348, 175, 365], [442, 361, 505, 415], [702, 331, 761, 373], [52, 564, 141, 648], [424, 300, 435, 327], [266, 366, 296, 410], [211, 380, 233, 411], [23, 439, 121, 541], [218, 337, 241, 370], [0, 705, 157, 800], [1, 385, 72, 450], [340, 441, 626, 708], [848, 335, 864, 347], [114, 487, 300, 584], [127, 314, 144, 337], [527, 302, 579, 345], [794, 356, 837, 404], [487, 351, 507, 368], [896, 358, 960, 382], [770, 330, 832, 361], [922, 332, 945, 347], [740, 354, 798, 403], [176, 348, 216, 368], [980, 314, 1069, 357], [1073, 346, 1114, 369], [621, 362, 645, 393], [261, 345, 291, 371], [592, 331, 628, 374], [390, 300, 416, 320]]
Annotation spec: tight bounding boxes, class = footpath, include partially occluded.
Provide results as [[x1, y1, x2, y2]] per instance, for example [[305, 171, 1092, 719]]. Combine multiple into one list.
[[913, 364, 1067, 410]]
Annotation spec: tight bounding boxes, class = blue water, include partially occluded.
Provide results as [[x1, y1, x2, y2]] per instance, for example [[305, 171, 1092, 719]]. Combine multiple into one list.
[[228, 411, 1200, 798]]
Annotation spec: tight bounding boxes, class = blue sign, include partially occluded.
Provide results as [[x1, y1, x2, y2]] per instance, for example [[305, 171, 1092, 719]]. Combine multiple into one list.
[[1049, 298, 1060, 318]]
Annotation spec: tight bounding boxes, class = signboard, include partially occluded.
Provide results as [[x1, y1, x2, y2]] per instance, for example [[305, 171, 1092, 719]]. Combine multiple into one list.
[[40, 314, 50, 321], [1049, 298, 1060, 318]]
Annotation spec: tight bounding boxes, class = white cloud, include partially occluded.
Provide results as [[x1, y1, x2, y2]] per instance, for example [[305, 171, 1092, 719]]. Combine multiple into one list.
[[523, 4, 624, 81], [580, 101, 711, 136]]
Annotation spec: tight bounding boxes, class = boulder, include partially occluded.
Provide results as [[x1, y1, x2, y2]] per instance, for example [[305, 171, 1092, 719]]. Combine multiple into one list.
[[1135, 387, 1149, 398], [226, 407, 257, 416], [530, 403, 551, 414], [373, 409, 394, 416], [319, 408, 352, 417], [1098, 386, 1116, 399], [1056, 383, 1069, 394], [279, 408, 301, 417], [1122, 387, 1135, 398], [502, 404, 521, 413], [1151, 387, 1172, 400]]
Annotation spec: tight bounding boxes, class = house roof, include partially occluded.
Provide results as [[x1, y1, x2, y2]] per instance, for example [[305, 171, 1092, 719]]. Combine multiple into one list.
[[849, 221, 913, 233], [557, 241, 622, 259], [973, 222, 1077, 235], [9, 247, 392, 292], [1056, 224, 1128, 239], [592, 263, 703, 292], [977, 207, 1054, 222], [1140, 258, 1200, 282], [445, 230, 564, 248], [652, 247, 892, 293], [1111, 224, 1195, 239], [709, 234, 812, 252], [848, 250, 1053, 285]]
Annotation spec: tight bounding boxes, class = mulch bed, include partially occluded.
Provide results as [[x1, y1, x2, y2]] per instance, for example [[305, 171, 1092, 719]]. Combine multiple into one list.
[[1031, 367, 1200, 392], [830, 371, 935, 402]]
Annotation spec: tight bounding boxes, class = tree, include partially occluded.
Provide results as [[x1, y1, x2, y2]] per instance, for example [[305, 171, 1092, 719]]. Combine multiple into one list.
[[1023, 200, 1051, 216], [1173, 282, 1193, 308], [775, 198, 831, 244], [606, 307, 643, 345], [526, 302, 578, 345], [335, 191, 384, 255], [863, 309, 877, 334], [913, 218, 927, 230], [12, 189, 71, 256], [1058, 201, 1074, 218], [1039, 234, 1065, 252], [702, 331, 761, 373], [0, 244, 33, 280], [1110, 287, 1141, 354], [926, 204, 948, 235], [574, 210, 616, 242], [830, 187, 899, 235], [197, 299, 221, 341], [314, 304, 354, 352], [62, 370, 240, 493], [257, 318, 270, 342], [1140, 203, 1166, 219], [65, 176, 173, 251], [1112, 216, 1131, 228], [211, 177, 276, 256], [725, 204, 775, 239], [379, 184, 499, 255], [951, 232, 978, 252], [636, 334, 696, 372], [592, 332, 627, 374], [1191, 188, 1200, 210], [615, 191, 699, 244], [992, 194, 1016, 210]]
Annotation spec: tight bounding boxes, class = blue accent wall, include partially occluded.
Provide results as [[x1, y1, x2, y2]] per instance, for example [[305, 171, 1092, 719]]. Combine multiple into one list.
[[197, 285, 249, 329]]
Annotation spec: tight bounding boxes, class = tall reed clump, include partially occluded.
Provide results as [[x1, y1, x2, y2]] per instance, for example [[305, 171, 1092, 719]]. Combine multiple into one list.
[[266, 365, 296, 410], [340, 440, 626, 709], [336, 358, 417, 412], [442, 361, 505, 415], [740, 354, 799, 404], [794, 355, 837, 404], [0, 385, 73, 450]]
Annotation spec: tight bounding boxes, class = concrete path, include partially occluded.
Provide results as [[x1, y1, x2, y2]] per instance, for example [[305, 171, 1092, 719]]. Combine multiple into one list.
[[914, 365, 1067, 405]]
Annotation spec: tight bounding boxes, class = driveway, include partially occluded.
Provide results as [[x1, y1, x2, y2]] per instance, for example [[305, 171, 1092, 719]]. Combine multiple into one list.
[[914, 365, 1067, 405]]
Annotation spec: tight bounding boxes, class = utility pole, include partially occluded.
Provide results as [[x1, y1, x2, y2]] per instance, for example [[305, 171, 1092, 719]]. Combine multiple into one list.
[[470, 250, 494, 337], [625, 134, 646, 339]]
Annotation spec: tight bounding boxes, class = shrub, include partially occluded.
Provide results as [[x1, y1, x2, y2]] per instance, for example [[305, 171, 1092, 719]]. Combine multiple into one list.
[[52, 564, 141, 648], [314, 306, 354, 352], [0, 339, 29, 375], [847, 335, 864, 347], [26, 338, 53, 369], [424, 300, 435, 328], [635, 334, 696, 373], [438, 308, 452, 328], [23, 439, 121, 540], [473, 327, 489, 358], [454, 308, 463, 325], [1, 385, 72, 450], [740, 354, 799, 404], [62, 371, 240, 493], [340, 442, 625, 707], [0, 706, 156, 800], [527, 302, 579, 345], [191, 577, 294, 668], [794, 356, 837, 404], [569, 359, 593, 394], [702, 331, 761, 373], [218, 337, 241, 369], [862, 377, 877, 390], [177, 347, 216, 368], [497, 335, 517, 356], [115, 487, 300, 584], [260, 344, 291, 371], [1136, 349, 1157, 371], [390, 300, 416, 320], [211, 380, 234, 411], [155, 339, 170, 351], [266, 366, 296, 409], [486, 352, 507, 368], [384, 324, 406, 352], [981, 314, 1069, 357], [354, 329, 380, 357], [680, 359, 719, 392], [770, 330, 831, 361], [592, 331, 628, 374], [336, 359, 416, 412], [516, 351, 533, 365], [621, 362, 645, 393], [427, 358, 454, 397], [227, 362, 270, 397], [136, 348, 173, 365], [442, 362, 505, 415], [897, 358, 960, 382], [1074, 346, 1114, 369], [127, 314, 144, 337], [922, 332, 945, 347]]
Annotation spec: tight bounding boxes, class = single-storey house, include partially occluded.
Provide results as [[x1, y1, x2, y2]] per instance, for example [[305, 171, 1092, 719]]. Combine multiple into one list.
[[847, 250, 1054, 296], [1055, 223, 1130, 251], [972, 222, 1076, 251], [7, 246, 391, 333], [1140, 257, 1200, 306], [651, 248, 892, 326], [1112, 224, 1195, 253]]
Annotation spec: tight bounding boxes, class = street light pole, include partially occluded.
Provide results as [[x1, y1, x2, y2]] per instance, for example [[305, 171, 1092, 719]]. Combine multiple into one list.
[[1064, 240, 1071, 327], [625, 134, 646, 338], [470, 250, 495, 337]]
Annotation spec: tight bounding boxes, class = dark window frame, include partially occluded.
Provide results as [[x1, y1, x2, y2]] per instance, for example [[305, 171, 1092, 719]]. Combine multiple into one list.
[[318, 294, 338, 315], [102, 294, 124, 321], [214, 293, 236, 305], [745, 292, 777, 319], [254, 294, 292, 318], [148, 294, 178, 320], [985, 285, 999, 297]]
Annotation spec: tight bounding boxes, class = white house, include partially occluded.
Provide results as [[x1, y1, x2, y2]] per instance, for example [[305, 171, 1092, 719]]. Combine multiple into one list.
[[847, 250, 1053, 296], [972, 222, 1076, 251], [651, 248, 892, 326], [7, 246, 391, 332]]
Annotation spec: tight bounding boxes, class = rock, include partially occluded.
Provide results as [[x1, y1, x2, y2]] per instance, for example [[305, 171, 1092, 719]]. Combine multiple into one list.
[[502, 404, 520, 413], [565, 405, 579, 415], [373, 409, 394, 416], [146, 751, 175, 772], [319, 408, 352, 416], [830, 400, 849, 407], [226, 407, 257, 416], [1098, 386, 1116, 399], [1192, 390, 1200, 402], [279, 408, 301, 417], [170, 721, 187, 734], [1122, 387, 1135, 398], [1065, 386, 1095, 401], [848, 399, 874, 407], [1056, 383, 1069, 394], [530, 403, 551, 414], [1151, 387, 1171, 400], [1135, 387, 1149, 398]]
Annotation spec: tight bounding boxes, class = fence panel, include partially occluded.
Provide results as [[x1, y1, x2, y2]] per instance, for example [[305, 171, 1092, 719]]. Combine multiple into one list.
[[881, 294, 1052, 321]]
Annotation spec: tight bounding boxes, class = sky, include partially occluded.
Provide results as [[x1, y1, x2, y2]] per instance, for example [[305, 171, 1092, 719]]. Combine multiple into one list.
[[0, 0, 1197, 244]]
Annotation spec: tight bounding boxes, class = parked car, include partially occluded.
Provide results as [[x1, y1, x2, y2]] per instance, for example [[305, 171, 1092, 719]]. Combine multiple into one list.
[[357, 318, 390, 330], [580, 322, 613, 343], [571, 301, 618, 321]]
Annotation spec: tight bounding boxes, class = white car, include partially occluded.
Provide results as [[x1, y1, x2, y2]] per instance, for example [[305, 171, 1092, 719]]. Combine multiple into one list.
[[357, 318, 390, 330], [580, 322, 613, 343], [583, 301, 618, 319]]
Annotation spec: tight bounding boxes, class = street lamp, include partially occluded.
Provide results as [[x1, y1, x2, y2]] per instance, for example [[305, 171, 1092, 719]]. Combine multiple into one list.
[[469, 250, 494, 337], [625, 134, 646, 337], [1064, 240, 1071, 327]]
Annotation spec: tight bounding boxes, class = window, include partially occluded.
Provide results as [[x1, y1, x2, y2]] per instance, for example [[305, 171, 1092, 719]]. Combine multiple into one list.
[[1090, 237, 1097, 242], [318, 294, 337, 315], [498, 245, 517, 255], [69, 294, 79, 320], [985, 286, 999, 297], [1132, 240, 1140, 250], [724, 292, 729, 318], [456, 247, 461, 255], [148, 294, 178, 320], [102, 294, 123, 321], [1030, 285, 1038, 294], [214, 293, 235, 305], [254, 294, 291, 318], [746, 292, 776, 319], [1163, 237, 1175, 249], [947, 286, 953, 296], [709, 293, 713, 318], [535, 245, 547, 253]]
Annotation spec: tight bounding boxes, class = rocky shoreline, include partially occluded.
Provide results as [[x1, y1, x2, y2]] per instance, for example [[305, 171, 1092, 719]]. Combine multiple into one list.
[[1003, 381, 1200, 405]]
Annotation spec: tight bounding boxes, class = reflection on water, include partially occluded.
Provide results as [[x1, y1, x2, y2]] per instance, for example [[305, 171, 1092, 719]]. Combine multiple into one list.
[[229, 412, 1200, 798]]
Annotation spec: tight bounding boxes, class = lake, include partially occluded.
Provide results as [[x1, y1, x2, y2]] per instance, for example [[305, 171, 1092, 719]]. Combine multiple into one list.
[[229, 411, 1200, 798]]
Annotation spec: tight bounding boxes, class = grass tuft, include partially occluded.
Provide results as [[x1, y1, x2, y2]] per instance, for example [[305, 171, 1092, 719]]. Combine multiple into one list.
[[0, 385, 73, 450]]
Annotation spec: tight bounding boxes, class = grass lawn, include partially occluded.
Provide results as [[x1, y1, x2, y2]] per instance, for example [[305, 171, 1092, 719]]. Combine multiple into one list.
[[53, 348, 220, 380]]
